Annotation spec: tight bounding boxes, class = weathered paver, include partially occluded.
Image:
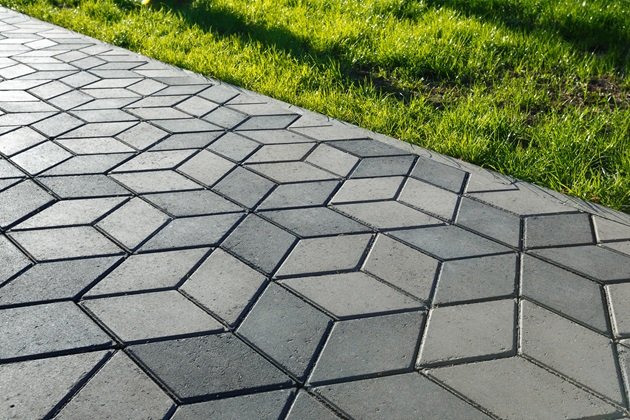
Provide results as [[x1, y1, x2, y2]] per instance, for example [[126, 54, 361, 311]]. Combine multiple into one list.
[[2, 9, 630, 418]]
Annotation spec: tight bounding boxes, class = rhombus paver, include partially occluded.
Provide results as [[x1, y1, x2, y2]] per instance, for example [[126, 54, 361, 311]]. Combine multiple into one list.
[[2, 7, 630, 418]]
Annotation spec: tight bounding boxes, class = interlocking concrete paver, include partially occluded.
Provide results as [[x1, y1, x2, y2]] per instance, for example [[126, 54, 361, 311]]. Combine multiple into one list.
[[309, 311, 424, 384], [315, 373, 491, 419], [171, 389, 292, 420], [0, 301, 112, 360], [238, 283, 332, 380], [520, 300, 624, 403], [127, 333, 292, 401], [430, 357, 621, 420], [280, 272, 421, 318], [83, 290, 223, 342], [55, 352, 174, 420], [0, 351, 110, 419], [286, 391, 341, 420], [1, 9, 630, 417], [419, 299, 515, 366], [0, 256, 120, 306], [276, 234, 372, 277]]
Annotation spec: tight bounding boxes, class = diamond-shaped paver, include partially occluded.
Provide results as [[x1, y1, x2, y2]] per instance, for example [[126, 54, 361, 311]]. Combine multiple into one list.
[[9, 226, 122, 261], [150, 131, 223, 151], [238, 283, 332, 381], [86, 248, 208, 296], [455, 197, 521, 247], [418, 299, 515, 366], [116, 121, 168, 150], [533, 245, 630, 282], [42, 153, 132, 176], [331, 176, 404, 204], [0, 126, 45, 156], [286, 391, 341, 420], [0, 180, 55, 228], [594, 216, 630, 241], [213, 167, 275, 209], [171, 389, 292, 420], [112, 149, 194, 172], [333, 201, 441, 230], [246, 143, 314, 164], [180, 248, 266, 327], [96, 197, 169, 250], [31, 112, 83, 137], [258, 180, 338, 210], [0, 235, 31, 284], [178, 149, 234, 186], [222, 214, 296, 274], [261, 207, 370, 238], [429, 357, 620, 419], [127, 333, 292, 401], [520, 299, 623, 404], [0, 351, 110, 420], [239, 129, 313, 145], [38, 174, 131, 198], [434, 253, 517, 304], [56, 137, 135, 154], [363, 234, 438, 301], [143, 189, 242, 217], [607, 283, 630, 338], [0, 301, 112, 360], [524, 213, 594, 248], [83, 290, 224, 343], [280, 272, 421, 319], [0, 256, 120, 306], [10, 141, 72, 175], [54, 352, 175, 420], [206, 132, 259, 161], [14, 197, 124, 229], [305, 143, 358, 177], [350, 155, 416, 178], [276, 234, 372, 277], [315, 373, 490, 420], [110, 170, 201, 193], [398, 177, 459, 221], [521, 254, 608, 333], [328, 139, 409, 157], [309, 311, 424, 384], [247, 162, 337, 183]]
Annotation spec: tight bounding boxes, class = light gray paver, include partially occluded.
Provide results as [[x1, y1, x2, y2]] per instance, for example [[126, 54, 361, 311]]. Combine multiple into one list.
[[55, 352, 174, 420], [171, 389, 292, 420], [418, 299, 515, 366], [429, 357, 621, 420], [238, 283, 332, 380], [0, 301, 112, 360], [180, 248, 266, 326], [83, 290, 223, 342], [315, 373, 491, 420], [0, 351, 110, 420], [1, 9, 630, 418]]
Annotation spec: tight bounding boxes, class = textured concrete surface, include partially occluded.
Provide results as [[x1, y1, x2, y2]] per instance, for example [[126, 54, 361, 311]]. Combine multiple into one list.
[[1, 7, 630, 419]]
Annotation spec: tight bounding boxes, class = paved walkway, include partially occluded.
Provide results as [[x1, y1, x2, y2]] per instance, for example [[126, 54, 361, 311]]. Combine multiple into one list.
[[1, 7, 630, 420]]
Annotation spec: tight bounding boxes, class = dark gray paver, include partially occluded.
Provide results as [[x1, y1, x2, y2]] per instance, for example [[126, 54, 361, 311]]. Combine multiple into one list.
[[328, 139, 409, 157], [391, 225, 511, 260], [525, 212, 594, 248], [83, 290, 223, 342], [315, 373, 491, 420], [399, 177, 459, 220], [112, 149, 194, 172], [56, 137, 134, 154], [127, 333, 292, 401], [87, 248, 208, 296], [0, 301, 112, 360], [9, 226, 123, 261], [180, 248, 266, 326], [213, 167, 275, 208], [362, 234, 438, 301], [309, 311, 424, 384], [455, 197, 521, 247], [0, 351, 110, 420], [0, 235, 31, 284], [0, 256, 120, 306], [0, 180, 54, 227], [331, 176, 404, 203], [333, 200, 442, 229], [171, 389, 292, 420], [143, 189, 241, 216], [116, 121, 168, 149], [419, 299, 515, 366], [222, 214, 296, 274], [521, 254, 608, 333], [246, 161, 337, 183], [533, 245, 630, 282], [286, 391, 341, 420], [258, 180, 338, 210], [43, 153, 132, 176], [520, 300, 623, 404], [238, 284, 332, 380], [140, 213, 243, 251], [261, 207, 370, 237], [55, 352, 174, 420], [150, 131, 223, 151], [434, 253, 517, 304], [595, 215, 630, 241], [607, 283, 630, 338], [246, 143, 314, 163], [276, 234, 372, 277], [110, 170, 201, 193], [430, 357, 621, 420], [280, 272, 421, 318], [96, 197, 169, 250], [206, 132, 259, 161], [178, 149, 234, 186]]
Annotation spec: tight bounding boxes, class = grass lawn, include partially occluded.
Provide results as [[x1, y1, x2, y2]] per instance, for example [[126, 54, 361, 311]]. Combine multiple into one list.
[[2, 0, 629, 211]]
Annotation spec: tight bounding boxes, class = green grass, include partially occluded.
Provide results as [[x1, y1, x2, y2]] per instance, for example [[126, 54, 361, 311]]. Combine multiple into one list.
[[2, 0, 629, 210]]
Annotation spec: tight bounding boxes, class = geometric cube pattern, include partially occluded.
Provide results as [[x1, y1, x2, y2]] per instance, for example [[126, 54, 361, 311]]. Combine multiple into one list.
[[1, 7, 630, 419]]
